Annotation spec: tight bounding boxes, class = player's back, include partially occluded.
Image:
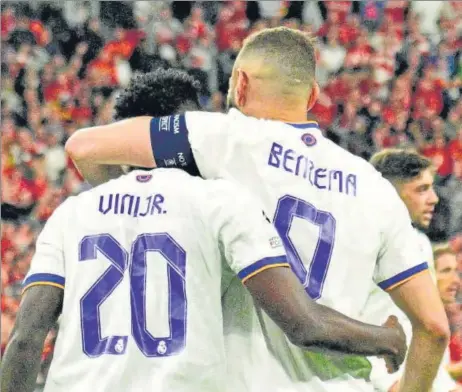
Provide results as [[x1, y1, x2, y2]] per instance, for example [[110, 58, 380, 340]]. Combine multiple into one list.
[[192, 109, 408, 316], [44, 169, 227, 392], [188, 109, 423, 391]]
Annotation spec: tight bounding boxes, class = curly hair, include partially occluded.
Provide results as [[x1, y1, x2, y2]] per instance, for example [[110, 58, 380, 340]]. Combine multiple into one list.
[[113, 68, 201, 120], [369, 148, 433, 182]]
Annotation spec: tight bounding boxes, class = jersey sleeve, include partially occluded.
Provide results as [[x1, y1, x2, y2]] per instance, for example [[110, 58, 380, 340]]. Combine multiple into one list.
[[22, 203, 67, 293], [373, 183, 429, 291], [205, 180, 289, 283], [149, 111, 231, 179]]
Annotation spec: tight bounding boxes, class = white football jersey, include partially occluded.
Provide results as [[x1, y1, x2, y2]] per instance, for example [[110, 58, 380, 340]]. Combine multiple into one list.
[[361, 229, 456, 392], [149, 109, 429, 392], [23, 168, 288, 392]]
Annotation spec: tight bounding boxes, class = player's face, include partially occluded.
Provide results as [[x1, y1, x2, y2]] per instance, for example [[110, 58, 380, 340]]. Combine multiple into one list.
[[397, 168, 439, 230], [435, 253, 460, 304]]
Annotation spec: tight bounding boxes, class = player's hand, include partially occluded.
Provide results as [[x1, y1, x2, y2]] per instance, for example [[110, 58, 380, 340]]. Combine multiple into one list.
[[383, 315, 407, 374]]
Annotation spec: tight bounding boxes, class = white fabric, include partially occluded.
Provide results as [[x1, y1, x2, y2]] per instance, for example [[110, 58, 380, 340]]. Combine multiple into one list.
[[182, 109, 426, 391], [26, 169, 286, 392]]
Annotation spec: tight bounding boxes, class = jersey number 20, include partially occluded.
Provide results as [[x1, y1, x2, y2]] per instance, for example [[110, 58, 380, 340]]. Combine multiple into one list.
[[79, 233, 186, 358], [274, 195, 336, 300]]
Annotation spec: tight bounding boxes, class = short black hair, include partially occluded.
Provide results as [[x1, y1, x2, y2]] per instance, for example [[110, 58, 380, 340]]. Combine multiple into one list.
[[113, 68, 201, 120], [369, 148, 433, 182]]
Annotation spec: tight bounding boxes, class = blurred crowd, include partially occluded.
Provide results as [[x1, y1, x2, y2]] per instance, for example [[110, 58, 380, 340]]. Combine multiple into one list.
[[1, 0, 461, 386]]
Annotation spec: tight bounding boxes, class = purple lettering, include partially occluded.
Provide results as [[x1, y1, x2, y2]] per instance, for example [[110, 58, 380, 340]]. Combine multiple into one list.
[[139, 196, 152, 217], [121, 194, 135, 215], [314, 169, 327, 189], [283, 149, 295, 173], [114, 194, 120, 214], [268, 142, 282, 168], [133, 197, 141, 217], [295, 156, 309, 178], [99, 195, 113, 215], [150, 194, 165, 214]]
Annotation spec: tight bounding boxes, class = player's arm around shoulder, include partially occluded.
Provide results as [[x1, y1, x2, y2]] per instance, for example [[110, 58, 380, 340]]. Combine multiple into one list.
[[65, 111, 229, 186], [208, 181, 406, 362], [65, 117, 153, 186]]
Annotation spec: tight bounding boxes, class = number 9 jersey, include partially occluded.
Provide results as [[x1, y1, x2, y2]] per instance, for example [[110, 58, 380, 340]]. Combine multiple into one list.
[[22, 168, 288, 392], [149, 109, 429, 392]]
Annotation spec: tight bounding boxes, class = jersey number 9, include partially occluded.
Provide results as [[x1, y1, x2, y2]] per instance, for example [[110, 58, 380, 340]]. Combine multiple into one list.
[[274, 195, 336, 300], [79, 233, 187, 358]]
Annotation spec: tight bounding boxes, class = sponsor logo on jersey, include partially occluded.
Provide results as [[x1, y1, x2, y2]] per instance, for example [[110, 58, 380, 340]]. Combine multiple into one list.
[[301, 132, 317, 147], [136, 174, 152, 183]]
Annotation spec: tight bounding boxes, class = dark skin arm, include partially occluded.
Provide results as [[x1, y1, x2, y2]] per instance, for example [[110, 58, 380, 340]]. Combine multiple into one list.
[[244, 267, 407, 372], [1, 286, 63, 392]]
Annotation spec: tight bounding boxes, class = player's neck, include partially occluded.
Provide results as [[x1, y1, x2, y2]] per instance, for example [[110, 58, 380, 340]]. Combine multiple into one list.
[[242, 104, 308, 123]]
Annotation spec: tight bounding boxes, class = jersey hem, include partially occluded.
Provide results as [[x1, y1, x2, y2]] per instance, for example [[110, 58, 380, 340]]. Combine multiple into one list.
[[286, 121, 320, 130], [22, 281, 65, 294], [22, 273, 65, 294], [238, 255, 289, 284], [377, 262, 429, 291]]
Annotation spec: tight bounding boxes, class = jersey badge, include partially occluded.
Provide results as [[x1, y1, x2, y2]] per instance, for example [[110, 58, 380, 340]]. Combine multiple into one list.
[[115, 338, 125, 354], [136, 174, 153, 183], [301, 133, 317, 147], [157, 340, 167, 355]]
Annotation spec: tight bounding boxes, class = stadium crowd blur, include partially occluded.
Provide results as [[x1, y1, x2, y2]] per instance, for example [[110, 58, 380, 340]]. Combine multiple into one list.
[[1, 0, 461, 386]]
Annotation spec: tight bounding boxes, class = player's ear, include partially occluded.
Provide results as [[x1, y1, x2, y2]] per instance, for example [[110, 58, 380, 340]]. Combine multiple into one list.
[[235, 68, 249, 108], [307, 82, 319, 112]]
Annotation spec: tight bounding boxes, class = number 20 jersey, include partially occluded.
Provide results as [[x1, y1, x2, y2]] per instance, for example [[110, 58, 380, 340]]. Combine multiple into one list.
[[149, 109, 429, 392], [23, 168, 288, 392]]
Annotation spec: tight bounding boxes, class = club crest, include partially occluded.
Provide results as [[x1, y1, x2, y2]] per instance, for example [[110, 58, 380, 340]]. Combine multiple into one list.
[[136, 174, 153, 183], [301, 133, 317, 147]]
